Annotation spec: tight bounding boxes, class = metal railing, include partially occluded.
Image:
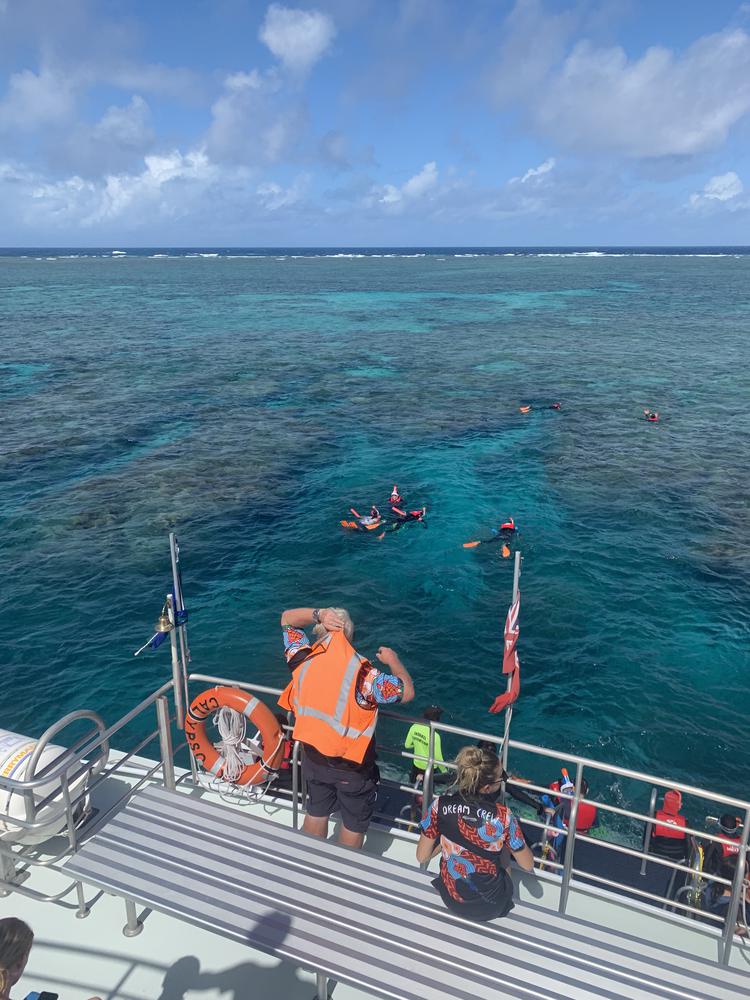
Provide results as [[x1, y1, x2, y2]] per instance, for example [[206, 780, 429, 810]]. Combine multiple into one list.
[[2, 666, 748, 964], [0, 679, 179, 914], [182, 668, 750, 964]]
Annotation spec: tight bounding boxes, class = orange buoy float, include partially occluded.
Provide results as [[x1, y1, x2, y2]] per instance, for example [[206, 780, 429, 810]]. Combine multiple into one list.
[[185, 687, 284, 785], [519, 405, 531, 414]]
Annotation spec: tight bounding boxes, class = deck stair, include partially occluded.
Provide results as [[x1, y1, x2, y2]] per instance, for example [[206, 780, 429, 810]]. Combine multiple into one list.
[[65, 785, 750, 1000]]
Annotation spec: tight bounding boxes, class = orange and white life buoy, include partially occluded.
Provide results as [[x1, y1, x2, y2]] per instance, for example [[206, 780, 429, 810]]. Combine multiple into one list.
[[185, 687, 284, 786]]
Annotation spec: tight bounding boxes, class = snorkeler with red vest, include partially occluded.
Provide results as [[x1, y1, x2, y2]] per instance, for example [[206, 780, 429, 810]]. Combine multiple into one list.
[[463, 517, 516, 555], [383, 505, 427, 534], [389, 484, 403, 506]]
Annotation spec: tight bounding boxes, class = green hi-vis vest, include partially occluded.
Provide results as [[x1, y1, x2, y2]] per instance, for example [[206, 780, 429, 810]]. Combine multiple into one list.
[[404, 723, 447, 772]]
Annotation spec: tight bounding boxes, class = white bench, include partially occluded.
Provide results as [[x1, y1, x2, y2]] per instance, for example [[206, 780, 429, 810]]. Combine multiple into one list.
[[65, 785, 750, 1000]]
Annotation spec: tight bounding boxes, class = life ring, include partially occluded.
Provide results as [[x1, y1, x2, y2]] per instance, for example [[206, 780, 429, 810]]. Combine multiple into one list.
[[185, 687, 284, 786]]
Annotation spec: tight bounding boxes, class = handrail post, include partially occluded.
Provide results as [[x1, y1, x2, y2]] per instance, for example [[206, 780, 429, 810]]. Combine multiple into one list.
[[422, 725, 435, 820], [291, 740, 301, 831], [558, 763, 583, 914], [641, 787, 658, 876], [156, 696, 176, 792], [720, 805, 750, 965]]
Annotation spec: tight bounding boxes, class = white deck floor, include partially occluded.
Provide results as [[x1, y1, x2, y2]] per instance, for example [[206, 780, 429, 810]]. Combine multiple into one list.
[[3, 755, 750, 999]]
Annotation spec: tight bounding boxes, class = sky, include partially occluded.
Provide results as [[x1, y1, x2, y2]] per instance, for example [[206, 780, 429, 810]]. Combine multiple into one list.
[[1, 0, 750, 245]]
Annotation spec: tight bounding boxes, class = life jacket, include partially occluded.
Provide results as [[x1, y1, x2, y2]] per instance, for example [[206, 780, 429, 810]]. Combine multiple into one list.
[[653, 790, 686, 840], [720, 834, 742, 859], [278, 631, 378, 764], [550, 780, 597, 831]]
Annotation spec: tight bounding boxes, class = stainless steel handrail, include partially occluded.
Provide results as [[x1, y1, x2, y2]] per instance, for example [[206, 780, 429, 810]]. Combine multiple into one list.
[[4, 662, 748, 963], [182, 669, 750, 952], [0, 681, 174, 792]]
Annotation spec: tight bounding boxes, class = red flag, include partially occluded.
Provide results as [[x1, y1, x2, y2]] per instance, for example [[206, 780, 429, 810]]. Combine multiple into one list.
[[489, 592, 521, 714], [489, 664, 519, 713]]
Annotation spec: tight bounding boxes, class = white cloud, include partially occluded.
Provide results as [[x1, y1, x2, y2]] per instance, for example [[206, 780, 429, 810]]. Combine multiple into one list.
[[19, 148, 220, 227], [689, 171, 744, 209], [256, 174, 309, 210], [0, 66, 76, 130], [59, 96, 155, 175], [376, 161, 438, 210], [491, 3, 750, 158], [511, 157, 556, 184], [205, 69, 306, 166], [259, 4, 336, 75]]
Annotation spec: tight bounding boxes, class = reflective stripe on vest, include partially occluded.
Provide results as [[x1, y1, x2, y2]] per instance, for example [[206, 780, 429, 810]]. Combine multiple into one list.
[[279, 630, 379, 762], [295, 650, 377, 741]]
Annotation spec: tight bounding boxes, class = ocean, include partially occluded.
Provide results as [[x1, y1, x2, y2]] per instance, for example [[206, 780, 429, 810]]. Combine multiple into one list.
[[1, 247, 748, 816]]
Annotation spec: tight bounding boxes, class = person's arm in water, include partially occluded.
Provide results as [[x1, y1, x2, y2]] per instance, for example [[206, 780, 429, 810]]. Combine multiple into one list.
[[376, 646, 415, 703], [280, 608, 346, 631]]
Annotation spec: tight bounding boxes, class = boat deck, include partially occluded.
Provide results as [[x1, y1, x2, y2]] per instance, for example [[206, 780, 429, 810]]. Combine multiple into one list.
[[5, 752, 750, 999]]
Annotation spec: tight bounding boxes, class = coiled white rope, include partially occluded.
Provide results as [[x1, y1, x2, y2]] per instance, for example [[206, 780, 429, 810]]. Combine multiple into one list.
[[214, 706, 248, 784]]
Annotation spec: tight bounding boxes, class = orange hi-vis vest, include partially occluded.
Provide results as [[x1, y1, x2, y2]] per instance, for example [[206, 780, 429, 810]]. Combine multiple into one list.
[[278, 630, 379, 764]]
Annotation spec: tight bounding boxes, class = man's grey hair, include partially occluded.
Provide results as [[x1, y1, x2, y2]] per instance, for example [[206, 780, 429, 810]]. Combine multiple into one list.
[[312, 607, 354, 641]]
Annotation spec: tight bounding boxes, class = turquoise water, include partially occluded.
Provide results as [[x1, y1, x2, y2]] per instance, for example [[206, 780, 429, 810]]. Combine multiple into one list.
[[1, 249, 749, 803]]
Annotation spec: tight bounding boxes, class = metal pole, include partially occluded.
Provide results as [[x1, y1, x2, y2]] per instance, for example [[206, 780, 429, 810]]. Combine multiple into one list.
[[512, 549, 522, 603], [291, 740, 301, 831], [168, 532, 190, 702], [315, 971, 329, 999], [558, 763, 583, 914], [720, 805, 750, 965], [166, 594, 185, 724], [156, 696, 176, 792], [422, 725, 435, 820], [75, 881, 89, 919], [122, 898, 143, 937], [501, 551, 522, 776], [640, 787, 658, 876], [60, 771, 78, 854]]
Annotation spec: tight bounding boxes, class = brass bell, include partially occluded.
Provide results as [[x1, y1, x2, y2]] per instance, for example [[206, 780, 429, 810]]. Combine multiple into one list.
[[155, 607, 173, 634]]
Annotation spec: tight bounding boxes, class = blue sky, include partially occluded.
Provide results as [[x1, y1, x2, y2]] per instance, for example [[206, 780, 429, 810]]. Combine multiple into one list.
[[1, 0, 750, 245]]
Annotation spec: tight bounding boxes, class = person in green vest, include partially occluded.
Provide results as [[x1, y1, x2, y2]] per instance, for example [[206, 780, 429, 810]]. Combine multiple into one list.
[[405, 706, 449, 784]]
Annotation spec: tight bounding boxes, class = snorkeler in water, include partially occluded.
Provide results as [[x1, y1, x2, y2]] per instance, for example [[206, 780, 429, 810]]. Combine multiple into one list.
[[389, 484, 403, 506], [383, 506, 427, 534], [644, 409, 659, 422], [340, 504, 384, 531], [463, 517, 516, 555]]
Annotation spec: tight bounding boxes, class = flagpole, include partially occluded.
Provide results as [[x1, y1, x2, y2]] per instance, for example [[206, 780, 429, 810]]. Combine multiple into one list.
[[501, 550, 522, 775], [169, 533, 191, 753]]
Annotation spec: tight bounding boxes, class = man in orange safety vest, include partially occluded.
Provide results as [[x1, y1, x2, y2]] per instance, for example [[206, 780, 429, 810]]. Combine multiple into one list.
[[279, 606, 415, 848]]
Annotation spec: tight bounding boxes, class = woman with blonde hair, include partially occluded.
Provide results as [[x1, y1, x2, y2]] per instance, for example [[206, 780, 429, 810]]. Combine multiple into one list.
[[416, 745, 534, 921]]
